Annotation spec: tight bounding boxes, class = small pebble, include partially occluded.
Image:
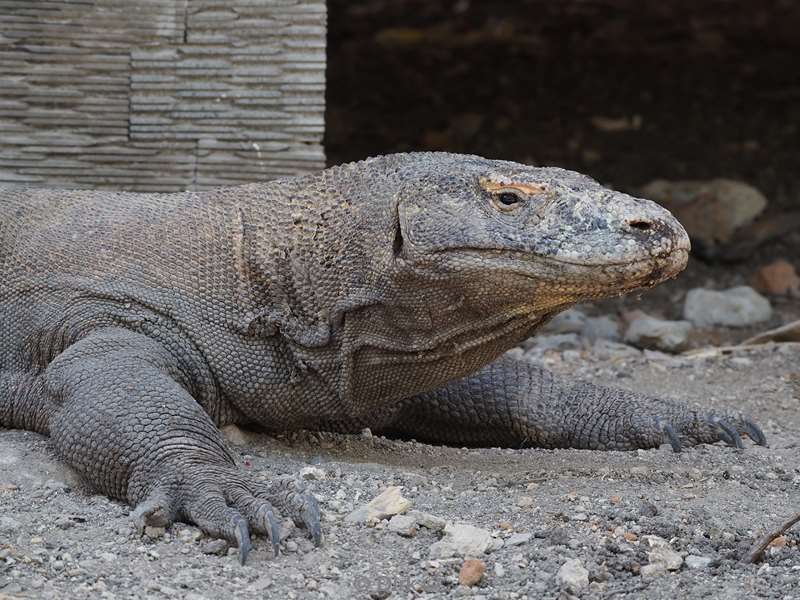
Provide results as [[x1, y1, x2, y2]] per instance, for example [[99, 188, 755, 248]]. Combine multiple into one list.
[[505, 533, 532, 547], [516, 496, 534, 508], [458, 559, 486, 586], [144, 525, 165, 539], [684, 555, 713, 569], [300, 466, 326, 481]]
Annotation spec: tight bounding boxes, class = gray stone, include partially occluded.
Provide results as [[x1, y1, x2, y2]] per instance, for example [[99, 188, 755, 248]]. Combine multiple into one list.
[[557, 558, 589, 592], [409, 511, 446, 532], [505, 533, 532, 546], [640, 563, 667, 579], [581, 315, 621, 342], [201, 539, 229, 556], [684, 286, 772, 328], [387, 514, 417, 537], [429, 523, 496, 558], [624, 315, 692, 352], [684, 555, 713, 569]]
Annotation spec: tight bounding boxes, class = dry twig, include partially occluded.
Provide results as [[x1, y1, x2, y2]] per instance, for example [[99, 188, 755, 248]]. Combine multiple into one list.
[[746, 512, 800, 564]]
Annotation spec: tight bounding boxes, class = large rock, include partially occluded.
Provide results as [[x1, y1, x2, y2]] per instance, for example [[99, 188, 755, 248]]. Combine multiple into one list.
[[429, 523, 498, 558], [683, 286, 772, 328], [345, 486, 412, 524], [624, 315, 692, 352], [641, 178, 767, 257]]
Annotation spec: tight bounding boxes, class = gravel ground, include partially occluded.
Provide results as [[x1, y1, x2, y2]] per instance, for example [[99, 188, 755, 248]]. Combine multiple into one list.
[[1, 341, 798, 600]]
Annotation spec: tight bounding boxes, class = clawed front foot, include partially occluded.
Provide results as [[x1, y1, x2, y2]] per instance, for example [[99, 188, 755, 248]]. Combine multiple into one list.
[[131, 464, 322, 564], [652, 408, 767, 453]]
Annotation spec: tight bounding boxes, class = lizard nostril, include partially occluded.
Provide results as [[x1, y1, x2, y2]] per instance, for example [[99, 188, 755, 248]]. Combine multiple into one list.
[[628, 219, 652, 231]]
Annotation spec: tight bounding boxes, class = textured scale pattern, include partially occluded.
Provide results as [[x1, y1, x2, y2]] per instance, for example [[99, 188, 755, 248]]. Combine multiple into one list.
[[0, 152, 765, 562]]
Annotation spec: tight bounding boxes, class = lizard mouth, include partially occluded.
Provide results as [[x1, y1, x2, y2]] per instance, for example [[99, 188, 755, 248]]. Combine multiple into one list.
[[421, 246, 689, 300]]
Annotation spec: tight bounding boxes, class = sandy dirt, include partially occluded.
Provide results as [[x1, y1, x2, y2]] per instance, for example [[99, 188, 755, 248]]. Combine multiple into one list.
[[1, 337, 798, 599]]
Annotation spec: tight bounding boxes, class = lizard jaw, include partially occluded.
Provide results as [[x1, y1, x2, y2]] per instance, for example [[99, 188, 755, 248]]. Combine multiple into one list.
[[420, 245, 688, 301]]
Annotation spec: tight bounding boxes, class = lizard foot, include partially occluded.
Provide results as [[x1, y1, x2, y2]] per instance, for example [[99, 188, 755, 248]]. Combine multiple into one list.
[[651, 409, 767, 453], [131, 466, 321, 564]]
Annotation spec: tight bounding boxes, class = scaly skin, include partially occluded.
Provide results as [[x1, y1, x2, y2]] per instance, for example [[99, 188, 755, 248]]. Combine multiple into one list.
[[0, 153, 765, 562]]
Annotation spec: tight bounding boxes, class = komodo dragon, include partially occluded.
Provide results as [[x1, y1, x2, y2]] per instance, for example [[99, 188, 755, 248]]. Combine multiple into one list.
[[0, 152, 766, 563]]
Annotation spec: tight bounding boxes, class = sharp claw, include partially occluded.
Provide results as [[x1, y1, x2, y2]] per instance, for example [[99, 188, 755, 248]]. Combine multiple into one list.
[[302, 495, 323, 547], [661, 422, 682, 453], [265, 510, 281, 558], [716, 420, 744, 449], [234, 518, 251, 565], [743, 420, 768, 447]]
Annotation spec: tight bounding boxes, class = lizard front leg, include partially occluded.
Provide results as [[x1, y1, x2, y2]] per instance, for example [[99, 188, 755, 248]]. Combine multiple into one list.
[[384, 355, 766, 451], [43, 327, 320, 562]]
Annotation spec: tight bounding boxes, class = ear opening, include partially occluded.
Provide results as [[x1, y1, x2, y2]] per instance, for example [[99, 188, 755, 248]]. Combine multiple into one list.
[[392, 221, 404, 257]]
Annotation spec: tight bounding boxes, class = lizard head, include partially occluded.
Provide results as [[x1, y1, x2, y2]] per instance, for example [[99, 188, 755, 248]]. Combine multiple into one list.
[[390, 152, 690, 310]]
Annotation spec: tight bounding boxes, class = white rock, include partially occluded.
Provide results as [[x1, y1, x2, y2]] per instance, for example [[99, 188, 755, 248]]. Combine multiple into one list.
[[624, 315, 693, 352], [642, 535, 683, 571], [684, 555, 712, 569], [429, 523, 495, 558], [557, 558, 589, 592], [683, 286, 772, 328], [387, 514, 417, 537], [345, 486, 412, 524], [299, 466, 326, 481], [177, 528, 203, 543]]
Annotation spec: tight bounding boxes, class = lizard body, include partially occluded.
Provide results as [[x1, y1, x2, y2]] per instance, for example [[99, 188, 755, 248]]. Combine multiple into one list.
[[0, 153, 764, 561]]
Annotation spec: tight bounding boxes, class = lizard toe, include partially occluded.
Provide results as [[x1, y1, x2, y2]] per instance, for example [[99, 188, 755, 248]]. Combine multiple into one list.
[[657, 420, 682, 453], [255, 475, 323, 547], [226, 488, 283, 558], [184, 492, 252, 564], [743, 418, 768, 446], [713, 417, 744, 449], [665, 408, 767, 450]]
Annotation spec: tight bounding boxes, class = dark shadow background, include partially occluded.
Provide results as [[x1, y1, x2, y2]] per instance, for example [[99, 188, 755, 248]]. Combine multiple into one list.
[[325, 0, 800, 213]]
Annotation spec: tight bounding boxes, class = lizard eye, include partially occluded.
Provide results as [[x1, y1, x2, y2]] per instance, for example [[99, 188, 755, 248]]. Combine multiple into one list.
[[491, 190, 524, 212]]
